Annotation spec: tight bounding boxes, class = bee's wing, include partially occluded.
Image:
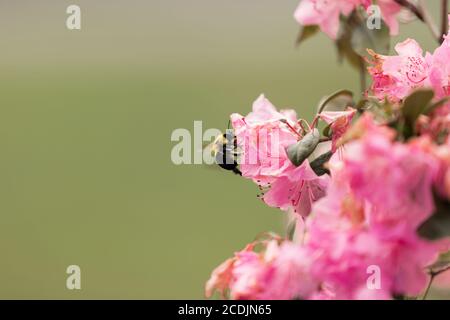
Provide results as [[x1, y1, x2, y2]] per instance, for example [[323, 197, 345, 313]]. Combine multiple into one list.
[[203, 141, 218, 156], [204, 133, 223, 152], [202, 140, 219, 170]]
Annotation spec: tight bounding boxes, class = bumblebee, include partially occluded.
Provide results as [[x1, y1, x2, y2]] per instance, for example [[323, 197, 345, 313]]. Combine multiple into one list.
[[210, 130, 242, 176]]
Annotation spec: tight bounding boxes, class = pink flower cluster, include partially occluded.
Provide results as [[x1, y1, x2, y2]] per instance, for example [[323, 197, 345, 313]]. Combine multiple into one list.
[[294, 0, 402, 39], [206, 12, 450, 301], [207, 114, 447, 300]]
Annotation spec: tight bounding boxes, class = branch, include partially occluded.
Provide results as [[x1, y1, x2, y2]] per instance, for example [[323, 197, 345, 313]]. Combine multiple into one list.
[[394, 0, 424, 22], [441, 0, 449, 43], [422, 274, 435, 300], [359, 57, 366, 96], [418, 0, 441, 43], [394, 0, 441, 43], [429, 264, 450, 277]]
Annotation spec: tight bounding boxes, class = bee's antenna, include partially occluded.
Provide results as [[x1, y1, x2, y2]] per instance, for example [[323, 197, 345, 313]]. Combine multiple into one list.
[[227, 119, 231, 130]]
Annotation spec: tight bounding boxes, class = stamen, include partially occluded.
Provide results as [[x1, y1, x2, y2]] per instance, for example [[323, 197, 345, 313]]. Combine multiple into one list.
[[280, 119, 302, 138]]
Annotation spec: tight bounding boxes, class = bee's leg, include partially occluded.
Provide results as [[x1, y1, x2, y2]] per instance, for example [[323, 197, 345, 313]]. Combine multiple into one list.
[[232, 167, 242, 176]]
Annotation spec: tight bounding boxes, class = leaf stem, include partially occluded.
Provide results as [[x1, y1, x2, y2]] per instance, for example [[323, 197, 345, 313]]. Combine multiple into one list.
[[393, 0, 424, 22], [422, 274, 435, 300], [359, 57, 366, 96], [430, 264, 450, 277], [394, 0, 441, 43], [422, 263, 450, 300]]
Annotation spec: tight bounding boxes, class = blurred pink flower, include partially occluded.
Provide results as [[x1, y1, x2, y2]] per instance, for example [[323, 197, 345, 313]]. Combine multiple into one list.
[[412, 135, 450, 201], [294, 0, 403, 40], [206, 240, 317, 300], [428, 28, 450, 101], [303, 142, 441, 299], [337, 115, 438, 234], [294, 0, 360, 39]]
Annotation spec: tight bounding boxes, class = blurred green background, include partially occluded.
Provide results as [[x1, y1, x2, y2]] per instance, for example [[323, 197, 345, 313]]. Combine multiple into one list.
[[0, 0, 445, 299]]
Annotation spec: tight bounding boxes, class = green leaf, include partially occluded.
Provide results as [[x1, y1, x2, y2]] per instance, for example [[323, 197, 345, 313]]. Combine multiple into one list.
[[286, 129, 320, 167], [335, 22, 362, 69], [322, 124, 332, 138], [296, 25, 319, 46], [317, 89, 354, 113], [350, 18, 390, 57], [310, 151, 333, 176], [402, 89, 435, 129]]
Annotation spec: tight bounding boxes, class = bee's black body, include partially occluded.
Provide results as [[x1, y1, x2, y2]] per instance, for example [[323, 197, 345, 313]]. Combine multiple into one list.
[[213, 131, 242, 176]]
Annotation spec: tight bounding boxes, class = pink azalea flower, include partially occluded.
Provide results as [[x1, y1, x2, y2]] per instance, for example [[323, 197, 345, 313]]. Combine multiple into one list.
[[206, 240, 317, 300], [304, 147, 441, 299], [205, 257, 235, 299], [428, 28, 450, 101], [318, 108, 357, 152], [263, 160, 330, 217], [231, 95, 331, 217], [232, 241, 317, 300], [416, 109, 450, 142], [231, 95, 300, 185], [412, 136, 450, 201], [434, 139, 450, 200], [306, 225, 439, 299], [294, 0, 361, 39], [294, 0, 403, 39], [369, 21, 450, 104], [368, 39, 433, 102]]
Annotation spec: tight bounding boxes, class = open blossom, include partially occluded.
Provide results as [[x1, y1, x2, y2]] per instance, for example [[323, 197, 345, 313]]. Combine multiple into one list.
[[232, 95, 331, 217], [230, 95, 300, 185], [368, 39, 433, 101], [369, 18, 450, 104]]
